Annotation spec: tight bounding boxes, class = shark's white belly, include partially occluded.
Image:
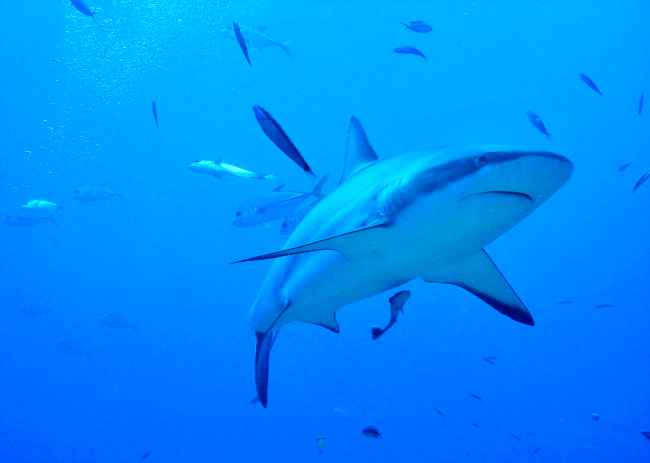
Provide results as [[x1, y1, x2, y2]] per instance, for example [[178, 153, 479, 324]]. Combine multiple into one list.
[[278, 187, 533, 327]]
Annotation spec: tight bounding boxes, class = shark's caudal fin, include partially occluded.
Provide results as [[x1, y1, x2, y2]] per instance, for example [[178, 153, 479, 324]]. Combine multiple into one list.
[[423, 250, 534, 326], [340, 117, 378, 184], [255, 330, 278, 408]]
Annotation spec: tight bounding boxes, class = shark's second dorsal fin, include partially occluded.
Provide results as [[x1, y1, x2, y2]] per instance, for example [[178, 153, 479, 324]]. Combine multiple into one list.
[[340, 116, 378, 185], [422, 250, 534, 326]]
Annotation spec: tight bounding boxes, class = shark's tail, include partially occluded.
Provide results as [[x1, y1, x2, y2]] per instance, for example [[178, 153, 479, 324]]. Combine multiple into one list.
[[255, 330, 277, 408], [371, 327, 384, 340]]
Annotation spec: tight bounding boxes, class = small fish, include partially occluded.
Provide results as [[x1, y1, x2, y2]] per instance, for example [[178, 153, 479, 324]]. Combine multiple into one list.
[[189, 160, 276, 181], [579, 73, 603, 96], [371, 290, 411, 340], [252, 105, 314, 176], [434, 407, 446, 417], [555, 298, 574, 305], [471, 422, 480, 428], [641, 431, 650, 440], [482, 356, 497, 365], [527, 111, 551, 139], [100, 312, 137, 331], [639, 92, 645, 116], [469, 393, 483, 401], [633, 171, 650, 192], [222, 25, 291, 57], [73, 184, 123, 201], [233, 21, 252, 66], [3, 215, 56, 227], [532, 447, 541, 455], [21, 199, 60, 212], [618, 162, 632, 172], [402, 20, 433, 33], [152, 100, 159, 128], [234, 177, 327, 229], [361, 426, 382, 439], [393, 46, 426, 60], [315, 436, 327, 454], [591, 412, 601, 422], [70, 0, 95, 17], [140, 450, 152, 461], [20, 305, 52, 317], [509, 433, 522, 441], [56, 340, 90, 358], [594, 303, 615, 309]]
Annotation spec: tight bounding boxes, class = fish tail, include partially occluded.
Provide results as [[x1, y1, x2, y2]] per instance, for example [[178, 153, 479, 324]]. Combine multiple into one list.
[[371, 327, 384, 340], [279, 41, 293, 58]]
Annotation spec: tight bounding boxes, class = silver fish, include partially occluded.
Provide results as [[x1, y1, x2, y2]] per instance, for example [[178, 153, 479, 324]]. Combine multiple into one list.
[[234, 177, 328, 229], [189, 160, 276, 181]]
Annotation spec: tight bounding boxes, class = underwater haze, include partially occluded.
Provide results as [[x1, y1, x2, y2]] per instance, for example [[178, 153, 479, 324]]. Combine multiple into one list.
[[1, 0, 649, 461]]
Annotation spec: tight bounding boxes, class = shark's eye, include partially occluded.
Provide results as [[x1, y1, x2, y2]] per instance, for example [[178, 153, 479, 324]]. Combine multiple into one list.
[[477, 155, 489, 166]]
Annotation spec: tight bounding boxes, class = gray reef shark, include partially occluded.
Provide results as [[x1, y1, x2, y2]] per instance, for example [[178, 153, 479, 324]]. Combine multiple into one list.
[[235, 117, 573, 407]]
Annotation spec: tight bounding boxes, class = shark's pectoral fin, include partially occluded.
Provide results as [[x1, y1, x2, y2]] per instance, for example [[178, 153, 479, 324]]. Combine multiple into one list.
[[423, 250, 534, 326], [255, 330, 278, 408], [233, 221, 389, 263]]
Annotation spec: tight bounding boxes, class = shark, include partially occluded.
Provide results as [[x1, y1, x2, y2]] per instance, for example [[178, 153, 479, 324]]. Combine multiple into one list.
[[235, 116, 573, 407]]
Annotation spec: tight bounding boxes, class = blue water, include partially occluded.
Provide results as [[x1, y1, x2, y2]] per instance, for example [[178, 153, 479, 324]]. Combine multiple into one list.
[[1, 1, 649, 461]]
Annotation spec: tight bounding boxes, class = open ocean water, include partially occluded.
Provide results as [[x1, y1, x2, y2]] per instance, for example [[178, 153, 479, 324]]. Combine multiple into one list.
[[1, 1, 649, 462]]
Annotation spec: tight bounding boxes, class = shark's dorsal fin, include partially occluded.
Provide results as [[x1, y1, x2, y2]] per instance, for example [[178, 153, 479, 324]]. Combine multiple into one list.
[[233, 220, 389, 263], [340, 116, 378, 184], [422, 250, 534, 326]]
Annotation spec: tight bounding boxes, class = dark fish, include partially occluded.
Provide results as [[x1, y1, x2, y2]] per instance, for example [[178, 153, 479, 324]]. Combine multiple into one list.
[[393, 46, 426, 60], [56, 340, 90, 358], [641, 431, 650, 440], [591, 412, 601, 422], [3, 215, 56, 227], [233, 21, 252, 66], [100, 312, 137, 331], [532, 447, 541, 455], [20, 305, 52, 318], [152, 100, 159, 128], [618, 162, 632, 172], [252, 105, 314, 176], [579, 73, 603, 96], [140, 450, 152, 461], [482, 356, 497, 365], [371, 290, 411, 340], [434, 407, 446, 417], [402, 20, 433, 33], [315, 436, 327, 454], [361, 426, 382, 439], [633, 172, 650, 192], [639, 92, 645, 115], [594, 303, 615, 309], [527, 111, 551, 139], [469, 393, 483, 401], [471, 422, 480, 428], [509, 433, 522, 441], [555, 298, 574, 305], [70, 0, 95, 17]]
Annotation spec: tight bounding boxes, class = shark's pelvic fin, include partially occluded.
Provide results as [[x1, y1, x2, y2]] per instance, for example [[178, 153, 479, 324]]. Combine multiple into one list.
[[233, 221, 389, 263], [423, 250, 534, 326], [340, 116, 378, 184], [309, 312, 341, 333], [255, 330, 277, 408]]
